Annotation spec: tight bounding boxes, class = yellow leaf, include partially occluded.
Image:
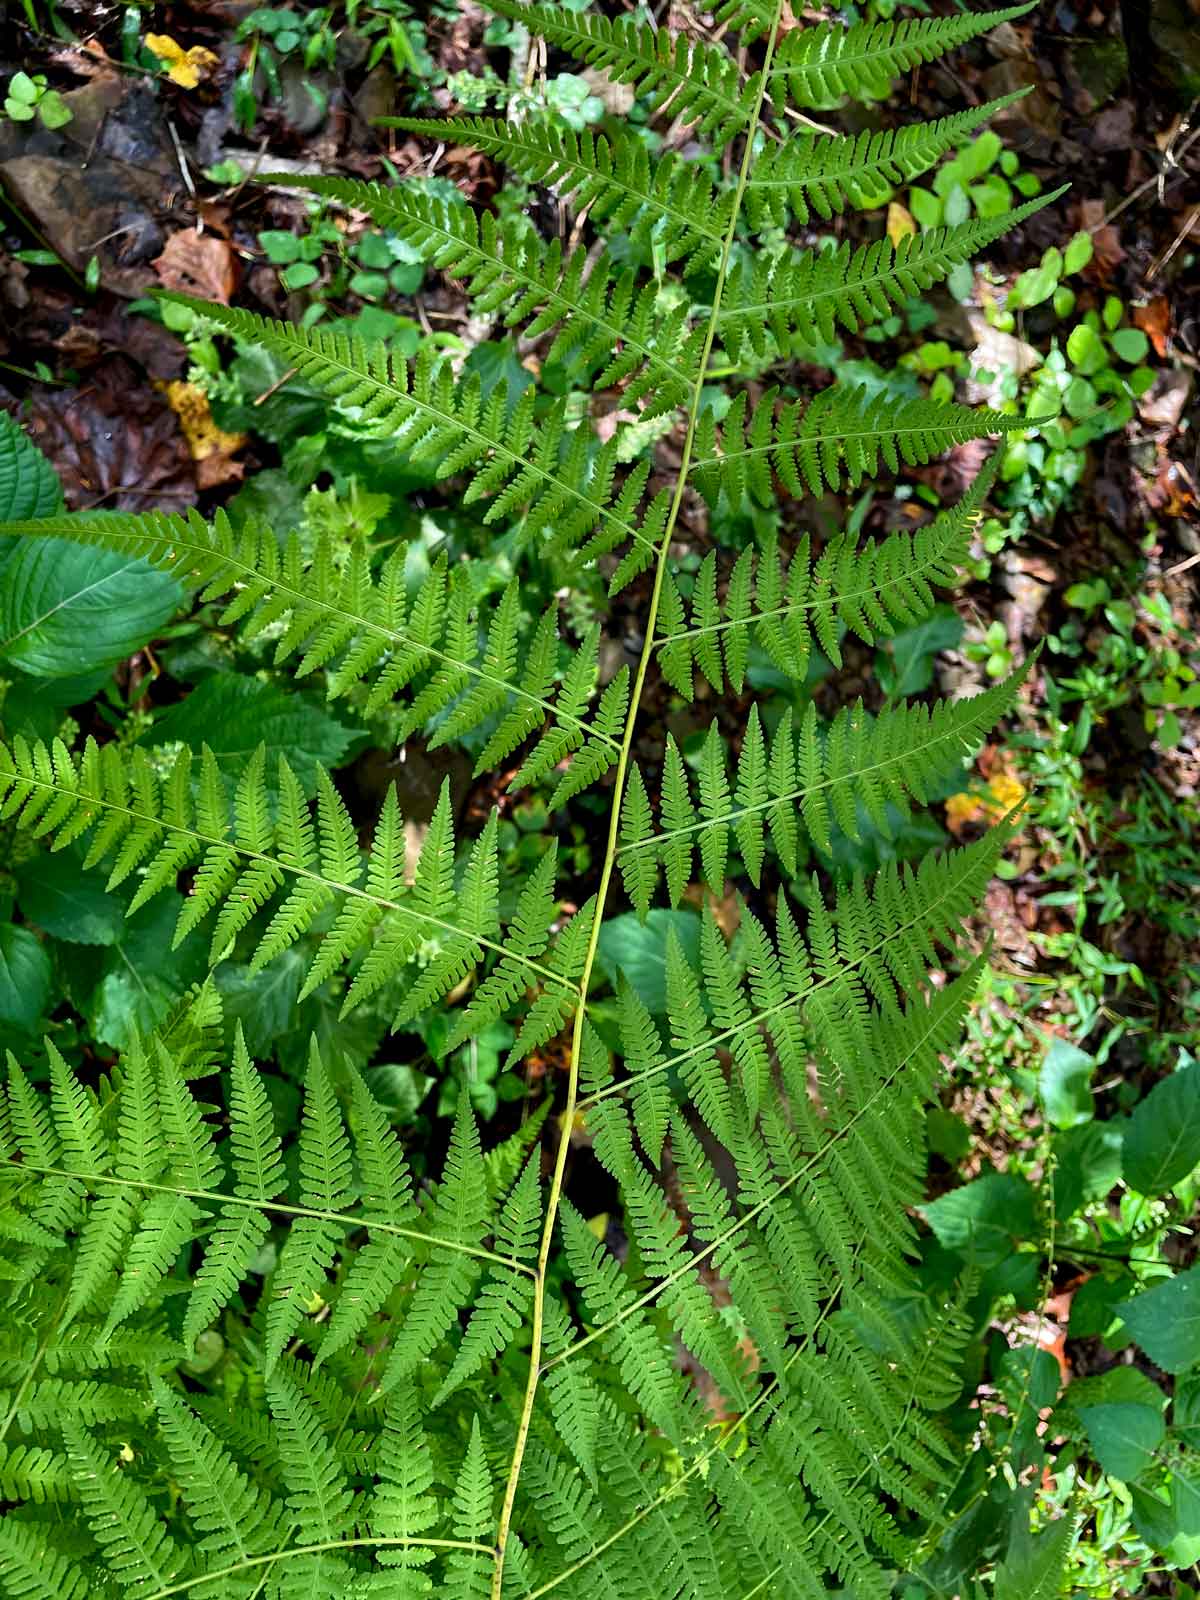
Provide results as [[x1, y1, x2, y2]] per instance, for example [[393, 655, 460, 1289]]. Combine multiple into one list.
[[161, 381, 245, 463], [887, 201, 917, 249], [945, 770, 1027, 835], [144, 34, 219, 90]]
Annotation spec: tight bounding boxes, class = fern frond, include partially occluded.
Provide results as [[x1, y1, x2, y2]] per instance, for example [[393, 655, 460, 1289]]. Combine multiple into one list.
[[267, 161, 704, 411], [0, 509, 620, 783], [0, 1524, 90, 1600], [620, 664, 1029, 909], [742, 93, 1027, 228], [162, 298, 671, 586], [0, 736, 579, 1030], [64, 1421, 188, 1598], [695, 384, 1031, 507], [383, 119, 728, 277], [654, 453, 998, 697], [771, 4, 1036, 105], [720, 195, 1060, 360], [0, 3, 1060, 1592], [482, 0, 754, 146]]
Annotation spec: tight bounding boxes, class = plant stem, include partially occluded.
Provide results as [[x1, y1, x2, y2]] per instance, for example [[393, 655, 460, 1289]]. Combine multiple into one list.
[[487, 11, 785, 1594]]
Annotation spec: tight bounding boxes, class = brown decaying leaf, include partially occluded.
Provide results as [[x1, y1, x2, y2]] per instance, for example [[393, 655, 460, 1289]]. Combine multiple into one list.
[[162, 380, 246, 490], [1133, 296, 1171, 359], [24, 355, 195, 513], [153, 230, 237, 304]]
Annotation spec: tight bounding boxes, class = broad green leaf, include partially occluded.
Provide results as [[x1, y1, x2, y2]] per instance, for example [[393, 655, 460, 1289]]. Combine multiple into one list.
[[0, 667, 111, 742], [921, 1172, 1035, 1265], [86, 896, 208, 1051], [994, 1513, 1077, 1600], [1131, 1471, 1200, 1566], [0, 923, 52, 1031], [1123, 1063, 1200, 1195], [926, 1107, 970, 1162], [595, 909, 701, 1015], [1174, 1371, 1200, 1448], [875, 604, 963, 698], [1078, 1401, 1164, 1481], [1038, 1038, 1094, 1129], [1110, 326, 1149, 364], [1052, 1120, 1123, 1217], [1062, 231, 1093, 274], [16, 853, 124, 946], [997, 1345, 1060, 1411], [0, 413, 63, 522], [1065, 323, 1107, 376], [462, 339, 536, 413], [1067, 1272, 1135, 1339], [0, 542, 182, 678], [1120, 1267, 1200, 1374], [215, 950, 306, 1056], [143, 676, 359, 794]]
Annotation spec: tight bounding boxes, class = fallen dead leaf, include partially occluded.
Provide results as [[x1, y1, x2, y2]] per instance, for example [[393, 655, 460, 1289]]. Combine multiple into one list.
[[946, 768, 1027, 836], [887, 201, 917, 248], [144, 34, 220, 90], [1078, 198, 1125, 281], [153, 230, 236, 303], [1134, 296, 1171, 358], [162, 380, 246, 488], [24, 356, 195, 512], [1138, 368, 1193, 429]]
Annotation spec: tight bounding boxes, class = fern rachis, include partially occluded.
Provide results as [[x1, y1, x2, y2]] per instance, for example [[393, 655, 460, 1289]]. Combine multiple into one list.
[[0, 4, 1073, 1598]]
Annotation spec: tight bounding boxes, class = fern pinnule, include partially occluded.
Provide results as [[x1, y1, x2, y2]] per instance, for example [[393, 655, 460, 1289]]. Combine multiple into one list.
[[720, 192, 1062, 358], [657, 451, 999, 696], [770, 3, 1038, 105], [742, 91, 1030, 229], [695, 383, 1032, 508], [619, 661, 1031, 910]]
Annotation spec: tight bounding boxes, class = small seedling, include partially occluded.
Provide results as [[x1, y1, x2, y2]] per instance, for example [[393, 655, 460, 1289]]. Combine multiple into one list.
[[3, 71, 72, 129]]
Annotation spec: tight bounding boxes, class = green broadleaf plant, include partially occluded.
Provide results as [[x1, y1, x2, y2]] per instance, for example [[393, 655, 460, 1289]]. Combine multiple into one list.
[[0, 5, 1078, 1597]]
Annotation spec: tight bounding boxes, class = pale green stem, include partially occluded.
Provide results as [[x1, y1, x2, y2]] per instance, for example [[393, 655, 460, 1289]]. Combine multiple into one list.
[[487, 11, 786, 1596]]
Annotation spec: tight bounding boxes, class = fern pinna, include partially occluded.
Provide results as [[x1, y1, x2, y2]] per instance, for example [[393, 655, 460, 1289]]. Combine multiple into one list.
[[0, 4, 1060, 1597]]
